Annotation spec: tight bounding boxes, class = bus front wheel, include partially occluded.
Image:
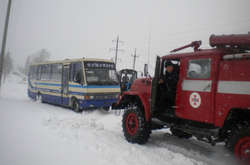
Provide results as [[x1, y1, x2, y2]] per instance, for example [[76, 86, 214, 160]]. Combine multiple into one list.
[[72, 98, 81, 113], [36, 93, 43, 103]]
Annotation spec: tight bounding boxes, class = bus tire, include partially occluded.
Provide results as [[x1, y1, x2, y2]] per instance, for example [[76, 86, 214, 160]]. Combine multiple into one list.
[[36, 93, 43, 103], [72, 98, 81, 113]]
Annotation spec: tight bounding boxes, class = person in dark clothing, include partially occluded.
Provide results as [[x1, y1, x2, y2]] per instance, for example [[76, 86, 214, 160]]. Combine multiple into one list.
[[159, 61, 178, 108]]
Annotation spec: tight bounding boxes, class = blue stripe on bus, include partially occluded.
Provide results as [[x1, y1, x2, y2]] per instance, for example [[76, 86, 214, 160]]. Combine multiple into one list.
[[35, 82, 120, 89], [35, 82, 60, 87], [28, 89, 117, 109]]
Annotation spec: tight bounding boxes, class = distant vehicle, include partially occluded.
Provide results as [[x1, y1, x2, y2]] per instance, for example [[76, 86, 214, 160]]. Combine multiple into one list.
[[117, 34, 250, 163], [28, 58, 120, 112], [118, 69, 137, 93]]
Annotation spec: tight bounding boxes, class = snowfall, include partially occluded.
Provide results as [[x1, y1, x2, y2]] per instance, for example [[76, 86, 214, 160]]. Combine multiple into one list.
[[0, 74, 239, 165]]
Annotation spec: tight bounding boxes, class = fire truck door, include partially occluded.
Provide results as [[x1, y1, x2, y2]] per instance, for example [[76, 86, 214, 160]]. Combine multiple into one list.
[[179, 57, 213, 123]]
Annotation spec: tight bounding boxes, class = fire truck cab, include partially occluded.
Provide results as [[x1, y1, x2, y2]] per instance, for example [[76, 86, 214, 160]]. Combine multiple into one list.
[[118, 34, 250, 162]]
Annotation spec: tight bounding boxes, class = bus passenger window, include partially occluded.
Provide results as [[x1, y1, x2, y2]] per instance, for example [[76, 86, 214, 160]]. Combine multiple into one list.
[[41, 65, 46, 80], [70, 62, 83, 84], [33, 66, 38, 80], [37, 66, 41, 80], [51, 64, 62, 81], [29, 66, 36, 80], [41, 64, 51, 80]]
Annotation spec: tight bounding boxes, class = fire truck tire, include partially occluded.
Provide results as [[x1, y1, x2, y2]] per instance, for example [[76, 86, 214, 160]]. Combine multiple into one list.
[[227, 124, 250, 162], [170, 127, 192, 139], [122, 107, 151, 144]]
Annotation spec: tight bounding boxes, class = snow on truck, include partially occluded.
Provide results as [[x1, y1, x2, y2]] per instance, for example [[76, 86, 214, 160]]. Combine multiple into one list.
[[117, 34, 250, 162]]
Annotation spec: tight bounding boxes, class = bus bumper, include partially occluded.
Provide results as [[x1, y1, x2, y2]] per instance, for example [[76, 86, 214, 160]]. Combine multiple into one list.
[[80, 99, 118, 110]]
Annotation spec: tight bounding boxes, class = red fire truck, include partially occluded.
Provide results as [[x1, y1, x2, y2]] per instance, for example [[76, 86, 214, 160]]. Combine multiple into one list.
[[117, 34, 250, 162]]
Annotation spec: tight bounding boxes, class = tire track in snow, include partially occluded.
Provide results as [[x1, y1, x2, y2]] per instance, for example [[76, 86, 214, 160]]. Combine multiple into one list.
[[42, 109, 207, 165]]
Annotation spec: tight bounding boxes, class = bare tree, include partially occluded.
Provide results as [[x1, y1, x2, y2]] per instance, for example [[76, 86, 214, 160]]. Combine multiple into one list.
[[24, 49, 51, 75]]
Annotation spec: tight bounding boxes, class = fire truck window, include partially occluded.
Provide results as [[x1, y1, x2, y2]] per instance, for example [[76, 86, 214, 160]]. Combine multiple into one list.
[[163, 60, 180, 76], [187, 59, 211, 79]]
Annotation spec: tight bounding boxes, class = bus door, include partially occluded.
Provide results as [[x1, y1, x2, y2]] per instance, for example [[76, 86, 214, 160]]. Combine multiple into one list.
[[62, 64, 70, 105]]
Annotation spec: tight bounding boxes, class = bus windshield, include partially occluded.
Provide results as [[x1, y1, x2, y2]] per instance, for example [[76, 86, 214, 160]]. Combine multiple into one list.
[[85, 69, 119, 85]]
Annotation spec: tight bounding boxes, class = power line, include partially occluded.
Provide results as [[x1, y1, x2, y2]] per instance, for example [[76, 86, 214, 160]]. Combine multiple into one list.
[[131, 48, 139, 70], [0, 0, 12, 90]]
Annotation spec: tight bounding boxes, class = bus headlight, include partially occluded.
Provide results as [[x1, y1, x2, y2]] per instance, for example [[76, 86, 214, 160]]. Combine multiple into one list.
[[84, 95, 93, 100], [84, 95, 95, 100]]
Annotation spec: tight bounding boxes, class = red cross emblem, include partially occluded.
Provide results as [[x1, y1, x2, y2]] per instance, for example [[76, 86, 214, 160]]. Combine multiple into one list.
[[189, 92, 201, 108]]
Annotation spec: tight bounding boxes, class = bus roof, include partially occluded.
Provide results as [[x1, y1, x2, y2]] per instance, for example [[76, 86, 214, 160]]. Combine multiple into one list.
[[30, 58, 114, 66]]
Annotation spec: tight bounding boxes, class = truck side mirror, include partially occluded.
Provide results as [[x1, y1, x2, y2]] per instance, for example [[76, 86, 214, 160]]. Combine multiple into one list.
[[144, 64, 148, 77]]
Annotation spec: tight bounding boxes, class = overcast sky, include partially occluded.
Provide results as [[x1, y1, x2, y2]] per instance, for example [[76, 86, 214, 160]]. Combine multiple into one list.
[[0, 0, 250, 73]]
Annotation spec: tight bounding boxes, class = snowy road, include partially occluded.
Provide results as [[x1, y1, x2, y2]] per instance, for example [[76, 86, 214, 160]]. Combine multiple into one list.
[[0, 77, 238, 165]]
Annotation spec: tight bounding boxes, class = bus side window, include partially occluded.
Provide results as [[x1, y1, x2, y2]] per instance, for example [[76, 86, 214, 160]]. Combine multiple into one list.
[[48, 64, 52, 80], [31, 66, 38, 80], [33, 66, 37, 80], [51, 64, 57, 81], [47, 65, 51, 80], [70, 62, 83, 84], [29, 66, 33, 80], [41, 65, 45, 80], [41, 64, 50, 80], [38, 65, 42, 80], [51, 64, 62, 82]]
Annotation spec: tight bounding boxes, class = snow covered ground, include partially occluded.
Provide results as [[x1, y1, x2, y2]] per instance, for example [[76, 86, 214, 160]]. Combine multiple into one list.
[[0, 75, 239, 165]]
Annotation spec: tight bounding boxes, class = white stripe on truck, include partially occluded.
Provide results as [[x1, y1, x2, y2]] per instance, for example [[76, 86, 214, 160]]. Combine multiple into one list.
[[182, 80, 212, 92], [218, 81, 250, 95]]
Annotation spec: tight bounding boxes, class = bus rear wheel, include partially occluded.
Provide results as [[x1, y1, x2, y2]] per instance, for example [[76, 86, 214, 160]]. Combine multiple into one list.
[[72, 99, 81, 113]]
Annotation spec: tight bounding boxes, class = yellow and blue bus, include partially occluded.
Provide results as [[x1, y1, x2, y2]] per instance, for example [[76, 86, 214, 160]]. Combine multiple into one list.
[[28, 58, 121, 112]]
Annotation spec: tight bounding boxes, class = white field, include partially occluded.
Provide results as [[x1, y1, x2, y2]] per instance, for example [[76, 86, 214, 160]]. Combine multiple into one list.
[[0, 75, 238, 165]]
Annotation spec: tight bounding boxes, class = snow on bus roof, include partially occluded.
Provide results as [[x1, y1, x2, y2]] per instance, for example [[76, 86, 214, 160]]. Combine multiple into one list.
[[30, 58, 114, 66]]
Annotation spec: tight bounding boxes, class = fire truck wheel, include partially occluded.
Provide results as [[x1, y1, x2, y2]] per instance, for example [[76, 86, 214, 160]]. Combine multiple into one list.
[[170, 127, 192, 139], [122, 106, 151, 144], [228, 124, 250, 163], [72, 99, 81, 113]]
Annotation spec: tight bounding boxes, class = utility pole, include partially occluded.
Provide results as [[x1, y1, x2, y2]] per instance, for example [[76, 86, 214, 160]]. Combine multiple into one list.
[[110, 35, 123, 67], [114, 36, 119, 66], [0, 0, 12, 89], [131, 48, 139, 70], [147, 29, 151, 69]]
